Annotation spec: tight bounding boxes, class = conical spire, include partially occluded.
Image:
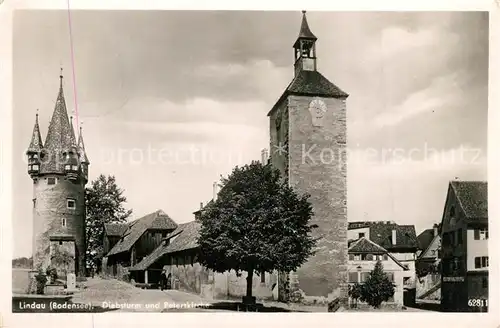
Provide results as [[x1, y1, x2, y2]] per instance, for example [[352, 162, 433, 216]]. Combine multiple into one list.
[[296, 11, 317, 41], [27, 111, 43, 153], [78, 125, 89, 164], [42, 69, 76, 173], [69, 115, 77, 147]]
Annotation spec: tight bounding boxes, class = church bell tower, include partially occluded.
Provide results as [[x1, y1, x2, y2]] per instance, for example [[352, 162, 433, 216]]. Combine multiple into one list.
[[27, 70, 90, 278], [268, 11, 349, 302]]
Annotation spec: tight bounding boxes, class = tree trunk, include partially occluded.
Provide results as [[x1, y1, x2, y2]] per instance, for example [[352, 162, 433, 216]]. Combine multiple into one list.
[[246, 270, 253, 298]]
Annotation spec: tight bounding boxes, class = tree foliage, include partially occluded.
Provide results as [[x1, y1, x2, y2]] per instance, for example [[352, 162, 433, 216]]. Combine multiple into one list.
[[85, 174, 132, 269], [358, 261, 395, 308], [197, 161, 317, 299]]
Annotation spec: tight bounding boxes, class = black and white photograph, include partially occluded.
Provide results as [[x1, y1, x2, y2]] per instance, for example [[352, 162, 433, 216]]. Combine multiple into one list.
[[7, 7, 490, 315]]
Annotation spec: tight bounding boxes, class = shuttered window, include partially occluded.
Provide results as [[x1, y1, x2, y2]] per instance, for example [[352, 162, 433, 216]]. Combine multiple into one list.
[[360, 272, 370, 282], [386, 272, 394, 282], [366, 254, 374, 261], [348, 272, 358, 283]]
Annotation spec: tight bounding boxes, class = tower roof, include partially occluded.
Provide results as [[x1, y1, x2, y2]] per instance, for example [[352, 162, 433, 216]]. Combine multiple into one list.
[[41, 71, 76, 173], [293, 11, 317, 48], [27, 112, 43, 153], [78, 126, 90, 163]]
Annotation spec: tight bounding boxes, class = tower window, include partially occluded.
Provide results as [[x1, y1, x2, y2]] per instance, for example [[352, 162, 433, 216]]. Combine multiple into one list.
[[62, 218, 66, 227], [32, 199, 36, 208], [59, 241, 63, 245], [47, 177, 56, 185], [67, 199, 76, 209]]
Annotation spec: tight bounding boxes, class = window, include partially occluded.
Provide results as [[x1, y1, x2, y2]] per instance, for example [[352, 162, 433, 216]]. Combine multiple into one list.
[[386, 272, 394, 282], [450, 206, 455, 218], [474, 229, 488, 240], [32, 199, 36, 208], [59, 241, 62, 245], [348, 254, 354, 261], [383, 254, 388, 261], [62, 218, 66, 227], [450, 232, 455, 246], [261, 271, 265, 283], [67, 199, 76, 209], [354, 254, 361, 261], [366, 254, 374, 261], [359, 233, 365, 238], [475, 256, 488, 269], [360, 272, 370, 282], [348, 272, 358, 283], [48, 177, 56, 185]]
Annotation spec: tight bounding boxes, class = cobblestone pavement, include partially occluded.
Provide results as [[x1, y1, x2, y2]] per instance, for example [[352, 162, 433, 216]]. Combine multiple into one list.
[[71, 277, 213, 312]]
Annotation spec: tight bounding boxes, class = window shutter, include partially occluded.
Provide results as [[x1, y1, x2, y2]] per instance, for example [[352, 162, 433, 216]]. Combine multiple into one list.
[[474, 229, 480, 240], [475, 257, 481, 268], [366, 254, 373, 261]]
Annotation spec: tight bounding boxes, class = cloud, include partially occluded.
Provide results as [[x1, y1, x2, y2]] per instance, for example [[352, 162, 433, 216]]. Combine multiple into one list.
[[372, 71, 466, 127]]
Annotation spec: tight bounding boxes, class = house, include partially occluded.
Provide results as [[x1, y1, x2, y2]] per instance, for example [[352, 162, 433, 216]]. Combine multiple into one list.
[[348, 221, 419, 306], [102, 210, 178, 279], [415, 224, 442, 301], [129, 207, 278, 301], [416, 224, 441, 274], [347, 237, 410, 306], [440, 181, 488, 312]]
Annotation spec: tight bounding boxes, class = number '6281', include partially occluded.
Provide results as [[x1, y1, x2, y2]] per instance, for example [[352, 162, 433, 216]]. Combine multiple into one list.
[[468, 299, 488, 307]]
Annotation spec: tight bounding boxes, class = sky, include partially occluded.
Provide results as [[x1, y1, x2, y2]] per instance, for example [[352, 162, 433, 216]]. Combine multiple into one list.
[[12, 10, 488, 258]]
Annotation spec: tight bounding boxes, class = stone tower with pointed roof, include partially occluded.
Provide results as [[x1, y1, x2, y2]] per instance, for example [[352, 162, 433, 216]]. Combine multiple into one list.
[[27, 71, 89, 278], [268, 12, 348, 301]]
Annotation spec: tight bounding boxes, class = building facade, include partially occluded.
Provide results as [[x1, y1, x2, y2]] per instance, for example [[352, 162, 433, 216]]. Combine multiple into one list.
[[415, 224, 442, 301], [128, 220, 278, 301], [102, 210, 177, 280], [348, 221, 419, 306], [268, 11, 348, 300], [27, 72, 89, 278], [347, 238, 410, 306], [440, 181, 488, 312]]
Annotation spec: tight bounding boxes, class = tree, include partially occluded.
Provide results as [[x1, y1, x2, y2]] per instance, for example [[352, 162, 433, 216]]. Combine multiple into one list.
[[85, 174, 132, 270], [359, 261, 395, 308], [348, 283, 363, 308], [197, 161, 317, 304]]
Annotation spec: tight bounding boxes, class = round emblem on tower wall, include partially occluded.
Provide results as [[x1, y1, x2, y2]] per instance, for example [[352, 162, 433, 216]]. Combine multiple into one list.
[[309, 99, 327, 127]]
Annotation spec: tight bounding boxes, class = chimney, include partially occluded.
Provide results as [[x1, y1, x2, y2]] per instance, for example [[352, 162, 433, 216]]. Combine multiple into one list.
[[261, 148, 269, 164], [213, 182, 218, 201], [433, 224, 438, 237], [392, 230, 397, 245]]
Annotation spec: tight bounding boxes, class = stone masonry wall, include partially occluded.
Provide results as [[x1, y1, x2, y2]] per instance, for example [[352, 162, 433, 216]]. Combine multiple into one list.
[[287, 95, 348, 298], [32, 175, 86, 277]]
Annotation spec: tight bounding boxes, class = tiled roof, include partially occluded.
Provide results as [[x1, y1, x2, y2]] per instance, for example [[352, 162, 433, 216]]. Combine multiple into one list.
[[106, 210, 177, 257], [293, 11, 317, 47], [417, 229, 435, 251], [267, 70, 348, 117], [451, 181, 488, 219], [129, 221, 201, 271], [27, 114, 43, 153], [348, 238, 387, 254], [369, 223, 419, 251], [40, 77, 76, 174], [104, 223, 128, 237], [77, 127, 89, 164]]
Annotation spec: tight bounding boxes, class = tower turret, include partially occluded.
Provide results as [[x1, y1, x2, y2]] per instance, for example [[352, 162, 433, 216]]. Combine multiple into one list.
[[26, 111, 43, 177], [77, 125, 90, 183]]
